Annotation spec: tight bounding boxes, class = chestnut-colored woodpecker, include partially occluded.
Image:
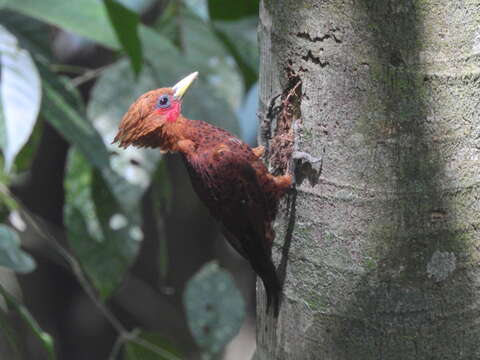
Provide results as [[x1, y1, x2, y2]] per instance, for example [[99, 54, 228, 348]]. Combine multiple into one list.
[[114, 72, 292, 315]]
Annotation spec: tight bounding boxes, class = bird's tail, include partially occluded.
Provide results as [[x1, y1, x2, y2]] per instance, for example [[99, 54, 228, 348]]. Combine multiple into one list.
[[222, 227, 282, 315], [258, 259, 282, 317]]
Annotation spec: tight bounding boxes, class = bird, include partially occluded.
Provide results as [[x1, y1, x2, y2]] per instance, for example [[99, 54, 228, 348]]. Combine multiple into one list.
[[113, 72, 292, 315]]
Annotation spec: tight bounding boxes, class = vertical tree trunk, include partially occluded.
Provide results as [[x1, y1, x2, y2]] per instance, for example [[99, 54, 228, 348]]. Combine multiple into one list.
[[256, 0, 480, 359]]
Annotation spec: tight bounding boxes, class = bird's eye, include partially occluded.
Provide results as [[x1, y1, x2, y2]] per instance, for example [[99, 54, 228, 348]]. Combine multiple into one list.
[[156, 95, 171, 109]]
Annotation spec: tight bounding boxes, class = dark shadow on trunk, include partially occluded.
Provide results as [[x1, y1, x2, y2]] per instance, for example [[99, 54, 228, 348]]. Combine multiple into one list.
[[325, 1, 479, 358]]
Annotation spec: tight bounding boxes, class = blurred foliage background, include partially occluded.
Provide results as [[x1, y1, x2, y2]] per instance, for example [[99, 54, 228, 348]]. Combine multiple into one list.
[[0, 0, 261, 359]]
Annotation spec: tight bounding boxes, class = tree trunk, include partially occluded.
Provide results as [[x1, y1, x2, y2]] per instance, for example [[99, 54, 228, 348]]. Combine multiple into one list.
[[256, 0, 480, 359]]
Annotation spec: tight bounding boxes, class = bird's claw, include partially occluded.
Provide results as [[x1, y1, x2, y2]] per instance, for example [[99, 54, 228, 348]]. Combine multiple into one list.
[[252, 145, 265, 158]]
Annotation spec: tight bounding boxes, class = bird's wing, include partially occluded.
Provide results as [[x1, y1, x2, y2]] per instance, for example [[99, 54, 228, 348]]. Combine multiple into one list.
[[183, 143, 281, 314], [184, 143, 271, 258]]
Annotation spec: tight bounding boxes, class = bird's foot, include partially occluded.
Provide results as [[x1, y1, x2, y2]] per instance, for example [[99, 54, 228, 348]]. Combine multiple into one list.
[[273, 174, 293, 197], [252, 145, 265, 158]]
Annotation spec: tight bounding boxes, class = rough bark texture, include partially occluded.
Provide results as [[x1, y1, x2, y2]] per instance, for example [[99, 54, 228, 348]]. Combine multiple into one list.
[[256, 0, 480, 359]]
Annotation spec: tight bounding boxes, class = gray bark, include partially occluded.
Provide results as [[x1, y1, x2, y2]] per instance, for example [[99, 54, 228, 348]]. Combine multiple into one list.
[[256, 0, 480, 359]]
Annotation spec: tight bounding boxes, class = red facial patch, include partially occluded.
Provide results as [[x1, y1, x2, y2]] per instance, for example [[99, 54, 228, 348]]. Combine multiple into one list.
[[155, 101, 181, 122]]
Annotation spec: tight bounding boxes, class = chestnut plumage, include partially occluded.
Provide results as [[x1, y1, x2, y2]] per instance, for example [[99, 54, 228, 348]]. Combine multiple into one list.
[[113, 72, 292, 315]]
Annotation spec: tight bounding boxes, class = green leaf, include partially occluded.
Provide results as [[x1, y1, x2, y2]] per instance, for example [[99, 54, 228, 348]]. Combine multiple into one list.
[[104, 0, 143, 76], [212, 16, 259, 90], [39, 65, 110, 170], [184, 261, 245, 356], [208, 0, 259, 20], [64, 150, 141, 299], [0, 284, 55, 360], [0, 12, 53, 173], [5, 0, 120, 48], [125, 332, 182, 360], [0, 224, 35, 273], [38, 62, 144, 215], [0, 9, 53, 59], [0, 25, 41, 171]]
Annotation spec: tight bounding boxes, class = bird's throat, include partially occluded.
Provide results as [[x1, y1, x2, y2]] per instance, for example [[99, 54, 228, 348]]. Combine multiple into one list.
[[157, 116, 192, 153]]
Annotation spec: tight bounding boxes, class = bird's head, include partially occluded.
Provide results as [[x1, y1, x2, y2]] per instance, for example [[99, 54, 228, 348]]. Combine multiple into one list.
[[113, 71, 198, 148]]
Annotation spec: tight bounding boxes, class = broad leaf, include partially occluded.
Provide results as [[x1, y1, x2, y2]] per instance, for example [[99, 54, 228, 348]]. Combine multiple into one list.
[[64, 150, 141, 299], [104, 0, 143, 76], [0, 284, 55, 360], [212, 16, 259, 89], [0, 224, 35, 273], [0, 12, 53, 172], [0, 25, 41, 171], [38, 63, 143, 214], [0, 10, 52, 58], [5, 0, 119, 48], [39, 65, 110, 170], [184, 261, 245, 356]]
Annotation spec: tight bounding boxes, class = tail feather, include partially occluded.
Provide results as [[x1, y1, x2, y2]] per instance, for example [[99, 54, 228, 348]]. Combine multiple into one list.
[[258, 259, 282, 317], [222, 227, 282, 315]]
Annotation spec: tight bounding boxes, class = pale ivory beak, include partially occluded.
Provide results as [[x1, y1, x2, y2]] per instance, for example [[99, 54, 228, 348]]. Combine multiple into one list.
[[172, 71, 199, 100]]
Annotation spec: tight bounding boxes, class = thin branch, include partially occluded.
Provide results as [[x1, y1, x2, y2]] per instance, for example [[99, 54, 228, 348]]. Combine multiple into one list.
[[18, 203, 127, 334], [70, 63, 115, 87], [49, 64, 90, 75], [108, 334, 126, 360]]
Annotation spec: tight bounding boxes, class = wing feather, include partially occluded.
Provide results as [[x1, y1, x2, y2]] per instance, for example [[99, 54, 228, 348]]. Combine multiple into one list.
[[182, 143, 281, 314]]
